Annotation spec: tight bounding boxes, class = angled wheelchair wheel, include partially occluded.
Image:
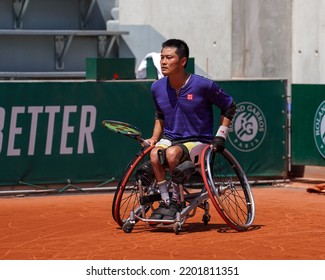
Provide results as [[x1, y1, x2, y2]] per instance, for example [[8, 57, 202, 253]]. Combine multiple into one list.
[[200, 145, 255, 231], [112, 145, 155, 227]]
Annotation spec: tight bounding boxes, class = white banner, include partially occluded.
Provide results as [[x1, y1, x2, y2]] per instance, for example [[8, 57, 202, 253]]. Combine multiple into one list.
[[0, 260, 323, 280]]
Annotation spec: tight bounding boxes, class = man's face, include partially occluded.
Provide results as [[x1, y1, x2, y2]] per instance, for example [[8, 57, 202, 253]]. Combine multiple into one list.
[[160, 47, 185, 76]]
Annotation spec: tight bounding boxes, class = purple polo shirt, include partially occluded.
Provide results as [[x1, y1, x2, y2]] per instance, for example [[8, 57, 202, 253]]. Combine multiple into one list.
[[151, 74, 233, 143]]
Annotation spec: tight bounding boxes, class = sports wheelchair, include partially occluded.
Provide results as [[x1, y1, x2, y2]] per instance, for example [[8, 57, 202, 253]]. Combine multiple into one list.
[[103, 120, 255, 234]]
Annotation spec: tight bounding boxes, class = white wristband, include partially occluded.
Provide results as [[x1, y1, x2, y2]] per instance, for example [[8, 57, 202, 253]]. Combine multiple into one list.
[[215, 125, 229, 139]]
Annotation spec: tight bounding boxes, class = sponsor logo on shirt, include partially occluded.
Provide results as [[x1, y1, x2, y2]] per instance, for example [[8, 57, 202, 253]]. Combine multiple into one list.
[[187, 94, 193, 100]]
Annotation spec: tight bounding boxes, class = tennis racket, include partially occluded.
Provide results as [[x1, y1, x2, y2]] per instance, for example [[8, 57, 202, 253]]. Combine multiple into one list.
[[102, 120, 149, 145]]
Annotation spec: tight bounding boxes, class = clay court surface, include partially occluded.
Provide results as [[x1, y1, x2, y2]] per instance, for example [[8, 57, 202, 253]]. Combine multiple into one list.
[[0, 182, 324, 260]]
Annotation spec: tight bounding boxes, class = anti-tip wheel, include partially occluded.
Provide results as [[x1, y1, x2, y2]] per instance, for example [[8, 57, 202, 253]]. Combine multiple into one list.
[[202, 213, 210, 225], [122, 222, 134, 233], [174, 223, 181, 235]]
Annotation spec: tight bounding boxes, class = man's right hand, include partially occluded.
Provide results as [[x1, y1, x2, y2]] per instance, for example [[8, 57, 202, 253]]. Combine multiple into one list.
[[212, 136, 225, 153]]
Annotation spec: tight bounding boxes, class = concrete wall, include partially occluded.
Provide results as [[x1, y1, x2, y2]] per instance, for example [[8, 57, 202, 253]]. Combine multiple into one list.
[[292, 0, 325, 84], [232, 0, 292, 80], [1, 0, 324, 83], [119, 0, 325, 84], [0, 0, 116, 75], [0, 0, 106, 30], [119, 0, 232, 79]]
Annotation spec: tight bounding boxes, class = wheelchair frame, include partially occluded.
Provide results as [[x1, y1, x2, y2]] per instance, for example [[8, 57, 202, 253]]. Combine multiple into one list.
[[111, 143, 255, 234]]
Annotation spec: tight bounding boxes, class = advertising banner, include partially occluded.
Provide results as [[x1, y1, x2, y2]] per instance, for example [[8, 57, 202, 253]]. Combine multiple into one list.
[[291, 84, 325, 166], [219, 80, 287, 178], [0, 81, 154, 186], [0, 80, 287, 186]]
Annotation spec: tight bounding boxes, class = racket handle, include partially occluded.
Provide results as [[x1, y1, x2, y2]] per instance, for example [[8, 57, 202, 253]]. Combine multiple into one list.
[[139, 138, 151, 146]]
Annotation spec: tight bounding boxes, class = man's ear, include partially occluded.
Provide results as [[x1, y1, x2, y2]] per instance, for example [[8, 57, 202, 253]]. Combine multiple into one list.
[[181, 57, 187, 67]]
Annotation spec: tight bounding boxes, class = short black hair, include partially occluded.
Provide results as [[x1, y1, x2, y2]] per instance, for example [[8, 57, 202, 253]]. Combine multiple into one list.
[[162, 39, 189, 67]]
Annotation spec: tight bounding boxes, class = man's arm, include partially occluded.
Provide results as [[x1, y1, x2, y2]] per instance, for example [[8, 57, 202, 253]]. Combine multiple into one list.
[[219, 115, 232, 127], [213, 101, 237, 152]]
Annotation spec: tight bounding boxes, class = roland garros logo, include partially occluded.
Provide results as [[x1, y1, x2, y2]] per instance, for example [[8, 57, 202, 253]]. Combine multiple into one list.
[[314, 100, 325, 159], [229, 102, 267, 152]]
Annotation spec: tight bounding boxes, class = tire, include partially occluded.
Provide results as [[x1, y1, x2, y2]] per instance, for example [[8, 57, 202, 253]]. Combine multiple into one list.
[[122, 222, 134, 233], [200, 145, 255, 231], [112, 145, 155, 227]]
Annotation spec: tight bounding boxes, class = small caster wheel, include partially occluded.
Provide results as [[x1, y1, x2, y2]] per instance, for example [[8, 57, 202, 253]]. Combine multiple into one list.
[[122, 222, 134, 233], [202, 213, 210, 225], [174, 222, 181, 235]]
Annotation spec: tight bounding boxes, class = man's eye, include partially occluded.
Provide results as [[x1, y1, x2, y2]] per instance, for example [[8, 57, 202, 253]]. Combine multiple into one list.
[[161, 56, 173, 60]]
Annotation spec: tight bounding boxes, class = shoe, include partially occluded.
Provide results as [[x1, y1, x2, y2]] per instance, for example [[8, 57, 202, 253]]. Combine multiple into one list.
[[149, 200, 170, 220], [162, 199, 181, 220]]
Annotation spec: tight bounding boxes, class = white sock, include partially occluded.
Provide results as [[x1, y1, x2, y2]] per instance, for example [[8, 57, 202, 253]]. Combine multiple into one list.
[[171, 181, 180, 202]]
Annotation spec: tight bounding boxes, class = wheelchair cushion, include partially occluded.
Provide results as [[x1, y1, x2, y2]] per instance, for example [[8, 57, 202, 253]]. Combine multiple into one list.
[[135, 160, 154, 187], [171, 160, 196, 184]]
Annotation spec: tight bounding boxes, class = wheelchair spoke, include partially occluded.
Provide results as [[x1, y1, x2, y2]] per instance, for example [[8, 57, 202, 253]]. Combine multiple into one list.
[[220, 186, 250, 225], [119, 186, 140, 222], [112, 146, 155, 227], [203, 146, 255, 231]]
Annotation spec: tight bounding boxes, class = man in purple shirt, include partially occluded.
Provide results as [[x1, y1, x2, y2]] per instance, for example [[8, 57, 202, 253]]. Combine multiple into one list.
[[145, 39, 236, 220]]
